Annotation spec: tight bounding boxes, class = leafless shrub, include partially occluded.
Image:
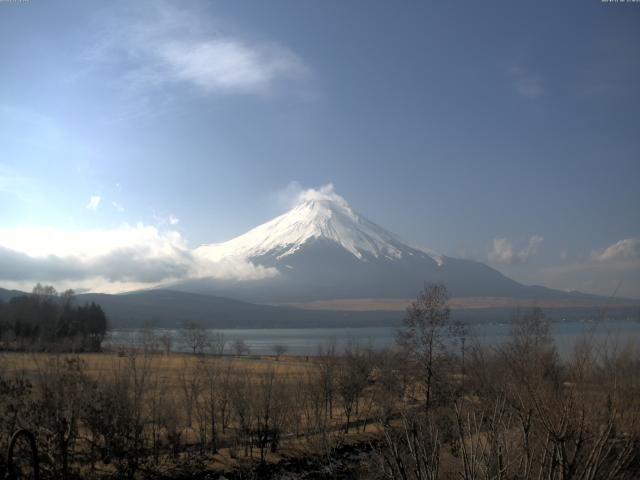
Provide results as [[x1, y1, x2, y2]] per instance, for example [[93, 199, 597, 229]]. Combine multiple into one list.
[[208, 331, 226, 356], [337, 342, 371, 433], [31, 354, 87, 478], [80, 351, 152, 479], [0, 371, 35, 478], [229, 369, 255, 456], [136, 325, 160, 354], [252, 368, 288, 461], [376, 410, 441, 480], [180, 321, 210, 355], [272, 343, 287, 360], [178, 358, 201, 428], [396, 283, 462, 413], [316, 340, 338, 422], [158, 332, 173, 355], [233, 338, 250, 356]]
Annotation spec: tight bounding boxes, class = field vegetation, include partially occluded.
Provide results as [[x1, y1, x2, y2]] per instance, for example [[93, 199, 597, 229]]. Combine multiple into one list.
[[0, 284, 639, 479]]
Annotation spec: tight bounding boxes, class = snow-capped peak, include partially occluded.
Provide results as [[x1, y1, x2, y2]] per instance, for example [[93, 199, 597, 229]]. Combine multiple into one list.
[[196, 186, 441, 264]]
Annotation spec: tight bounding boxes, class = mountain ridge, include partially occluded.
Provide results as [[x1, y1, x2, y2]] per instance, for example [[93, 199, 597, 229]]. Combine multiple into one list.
[[1, 287, 636, 329], [196, 197, 443, 265], [179, 192, 595, 304]]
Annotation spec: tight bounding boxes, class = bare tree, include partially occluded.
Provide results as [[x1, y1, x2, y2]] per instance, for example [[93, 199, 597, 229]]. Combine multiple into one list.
[[233, 338, 250, 356], [253, 369, 288, 461], [229, 371, 254, 456], [137, 325, 159, 353], [272, 343, 287, 360], [396, 283, 459, 412], [180, 321, 210, 355], [208, 331, 226, 356], [317, 340, 338, 422], [178, 358, 201, 427], [376, 410, 441, 480], [158, 332, 173, 355], [337, 343, 371, 433], [32, 354, 86, 479], [199, 358, 222, 452]]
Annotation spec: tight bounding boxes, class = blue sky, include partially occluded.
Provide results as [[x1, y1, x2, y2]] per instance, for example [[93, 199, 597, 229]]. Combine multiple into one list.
[[0, 0, 639, 297]]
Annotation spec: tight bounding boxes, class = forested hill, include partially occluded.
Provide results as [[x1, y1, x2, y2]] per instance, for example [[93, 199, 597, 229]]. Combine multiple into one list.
[[76, 289, 399, 329], [1, 287, 636, 331], [0, 287, 24, 303], [0, 285, 108, 351], [77, 289, 637, 329]]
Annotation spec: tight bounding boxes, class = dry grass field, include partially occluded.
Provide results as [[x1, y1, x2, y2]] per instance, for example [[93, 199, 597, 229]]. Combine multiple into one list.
[[282, 296, 640, 311], [1, 350, 314, 384], [1, 303, 639, 479], [0, 347, 385, 478]]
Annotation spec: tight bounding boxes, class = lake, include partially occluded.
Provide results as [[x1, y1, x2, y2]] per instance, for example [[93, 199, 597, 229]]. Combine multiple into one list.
[[107, 319, 640, 358]]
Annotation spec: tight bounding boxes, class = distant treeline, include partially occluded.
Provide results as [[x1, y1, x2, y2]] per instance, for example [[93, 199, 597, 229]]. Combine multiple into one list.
[[0, 284, 108, 351]]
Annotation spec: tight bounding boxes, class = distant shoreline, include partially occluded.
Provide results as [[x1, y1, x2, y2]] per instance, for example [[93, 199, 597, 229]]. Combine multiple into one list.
[[281, 295, 640, 311]]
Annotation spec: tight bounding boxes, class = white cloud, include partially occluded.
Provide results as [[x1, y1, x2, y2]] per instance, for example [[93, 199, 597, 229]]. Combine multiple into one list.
[[509, 67, 543, 98], [489, 235, 544, 264], [156, 39, 306, 94], [530, 238, 640, 299], [297, 183, 347, 205], [0, 224, 186, 260], [591, 238, 640, 263], [540, 240, 640, 299], [152, 211, 181, 227], [86, 195, 101, 211], [89, 3, 308, 97], [489, 238, 515, 263], [277, 181, 348, 209], [0, 223, 277, 293], [112, 201, 125, 212], [521, 235, 544, 261]]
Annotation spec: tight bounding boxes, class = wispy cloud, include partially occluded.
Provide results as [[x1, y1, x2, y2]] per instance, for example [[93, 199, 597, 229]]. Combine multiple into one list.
[[86, 195, 101, 211], [591, 238, 640, 263], [542, 238, 640, 278], [489, 235, 544, 264], [87, 3, 309, 97], [112, 201, 125, 212], [155, 38, 306, 95], [152, 211, 181, 228], [539, 238, 640, 299], [509, 67, 544, 98], [275, 181, 348, 209]]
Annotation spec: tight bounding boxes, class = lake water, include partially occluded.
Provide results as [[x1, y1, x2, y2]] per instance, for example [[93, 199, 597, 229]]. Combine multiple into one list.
[[107, 319, 640, 358]]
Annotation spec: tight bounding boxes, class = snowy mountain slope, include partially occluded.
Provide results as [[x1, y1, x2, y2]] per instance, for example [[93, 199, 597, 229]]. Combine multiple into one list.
[[174, 187, 599, 304], [195, 195, 442, 265], [182, 189, 502, 302]]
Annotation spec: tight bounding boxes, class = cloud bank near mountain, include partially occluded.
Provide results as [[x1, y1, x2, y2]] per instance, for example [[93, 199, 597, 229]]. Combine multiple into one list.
[[591, 238, 640, 264], [275, 181, 348, 209], [489, 235, 544, 264], [0, 186, 638, 298], [0, 224, 276, 293]]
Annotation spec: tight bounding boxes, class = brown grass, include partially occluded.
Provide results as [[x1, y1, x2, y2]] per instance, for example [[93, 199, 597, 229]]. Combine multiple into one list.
[[280, 296, 639, 311], [0, 350, 316, 398]]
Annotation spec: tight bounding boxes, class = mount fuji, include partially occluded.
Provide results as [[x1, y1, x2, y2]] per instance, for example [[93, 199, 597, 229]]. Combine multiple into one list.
[[172, 187, 599, 306], [0, 186, 622, 329]]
